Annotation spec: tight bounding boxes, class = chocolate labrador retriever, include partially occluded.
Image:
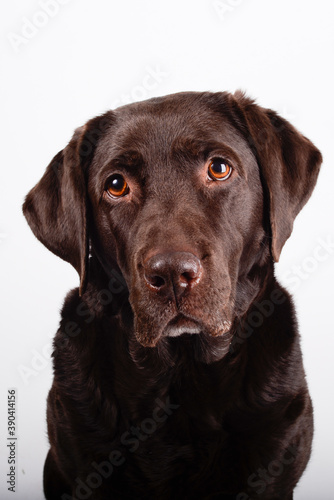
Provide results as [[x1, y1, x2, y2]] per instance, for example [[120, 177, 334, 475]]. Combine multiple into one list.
[[23, 91, 322, 499]]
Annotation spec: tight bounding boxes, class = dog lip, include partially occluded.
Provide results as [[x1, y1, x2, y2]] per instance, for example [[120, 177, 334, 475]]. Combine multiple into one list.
[[164, 315, 202, 337]]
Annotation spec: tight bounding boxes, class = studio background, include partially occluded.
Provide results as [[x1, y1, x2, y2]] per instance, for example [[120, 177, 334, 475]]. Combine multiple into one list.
[[1, 0, 333, 498]]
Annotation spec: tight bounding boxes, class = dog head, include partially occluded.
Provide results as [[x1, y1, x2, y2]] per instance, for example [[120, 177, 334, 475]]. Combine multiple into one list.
[[23, 92, 322, 350]]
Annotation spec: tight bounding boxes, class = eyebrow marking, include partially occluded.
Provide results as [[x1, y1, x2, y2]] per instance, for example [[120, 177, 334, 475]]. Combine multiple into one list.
[[170, 137, 246, 178]]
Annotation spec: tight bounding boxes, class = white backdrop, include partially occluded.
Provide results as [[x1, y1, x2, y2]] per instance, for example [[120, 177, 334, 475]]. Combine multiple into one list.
[[1, 1, 333, 498]]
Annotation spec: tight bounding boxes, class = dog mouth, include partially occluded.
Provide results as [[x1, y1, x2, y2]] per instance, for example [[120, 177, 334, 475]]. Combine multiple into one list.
[[134, 310, 233, 348], [131, 284, 234, 348], [163, 315, 202, 338]]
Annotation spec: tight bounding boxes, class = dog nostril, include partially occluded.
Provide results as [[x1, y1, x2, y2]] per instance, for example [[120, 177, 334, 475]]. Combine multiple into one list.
[[180, 271, 197, 284], [144, 251, 202, 297], [147, 275, 166, 288]]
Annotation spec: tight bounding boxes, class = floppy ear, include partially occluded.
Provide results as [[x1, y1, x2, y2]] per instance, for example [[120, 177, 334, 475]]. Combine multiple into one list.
[[23, 113, 113, 294], [230, 91, 322, 262]]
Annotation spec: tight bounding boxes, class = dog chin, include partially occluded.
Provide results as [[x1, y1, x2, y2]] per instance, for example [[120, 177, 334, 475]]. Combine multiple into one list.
[[135, 315, 233, 348], [134, 316, 203, 347]]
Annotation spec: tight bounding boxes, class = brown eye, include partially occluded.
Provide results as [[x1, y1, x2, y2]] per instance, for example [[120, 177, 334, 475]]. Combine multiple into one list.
[[105, 174, 129, 198], [208, 158, 232, 181]]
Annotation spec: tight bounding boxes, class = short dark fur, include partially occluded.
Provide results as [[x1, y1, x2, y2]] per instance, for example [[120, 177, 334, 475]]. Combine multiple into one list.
[[23, 91, 322, 499]]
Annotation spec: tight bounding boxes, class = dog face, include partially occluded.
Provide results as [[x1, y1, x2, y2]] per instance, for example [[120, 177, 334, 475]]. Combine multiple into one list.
[[23, 91, 322, 349], [87, 95, 266, 348]]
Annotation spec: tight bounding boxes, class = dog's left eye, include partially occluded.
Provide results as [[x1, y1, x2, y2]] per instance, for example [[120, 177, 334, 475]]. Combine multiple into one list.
[[105, 174, 129, 198], [207, 158, 232, 181]]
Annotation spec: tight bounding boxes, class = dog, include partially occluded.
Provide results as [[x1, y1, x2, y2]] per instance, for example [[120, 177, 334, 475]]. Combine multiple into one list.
[[23, 91, 322, 499]]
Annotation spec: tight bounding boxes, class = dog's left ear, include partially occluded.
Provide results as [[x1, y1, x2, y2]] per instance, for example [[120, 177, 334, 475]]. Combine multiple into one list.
[[23, 113, 113, 294], [230, 91, 322, 262]]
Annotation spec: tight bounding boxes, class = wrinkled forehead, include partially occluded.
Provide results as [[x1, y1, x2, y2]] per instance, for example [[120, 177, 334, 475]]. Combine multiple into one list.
[[92, 96, 254, 172]]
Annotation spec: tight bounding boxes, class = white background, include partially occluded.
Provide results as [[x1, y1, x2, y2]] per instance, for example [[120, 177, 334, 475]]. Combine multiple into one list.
[[1, 0, 333, 498]]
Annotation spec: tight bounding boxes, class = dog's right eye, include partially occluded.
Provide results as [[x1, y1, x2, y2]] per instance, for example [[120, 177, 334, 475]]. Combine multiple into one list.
[[105, 174, 129, 198]]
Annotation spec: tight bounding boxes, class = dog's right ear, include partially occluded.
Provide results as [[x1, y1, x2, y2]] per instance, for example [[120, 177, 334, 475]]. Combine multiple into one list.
[[23, 113, 113, 294]]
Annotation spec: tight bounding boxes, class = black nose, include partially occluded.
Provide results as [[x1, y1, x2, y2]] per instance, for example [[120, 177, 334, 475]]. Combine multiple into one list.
[[144, 251, 202, 300]]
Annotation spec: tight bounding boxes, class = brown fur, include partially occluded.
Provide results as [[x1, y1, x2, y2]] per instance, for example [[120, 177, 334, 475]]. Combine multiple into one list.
[[23, 91, 322, 499]]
